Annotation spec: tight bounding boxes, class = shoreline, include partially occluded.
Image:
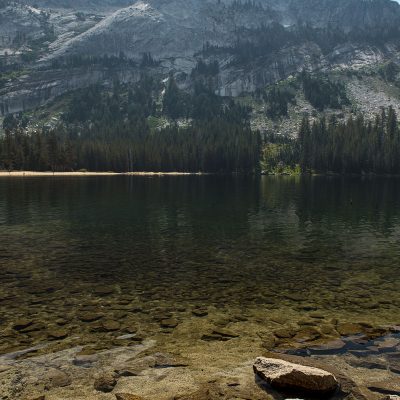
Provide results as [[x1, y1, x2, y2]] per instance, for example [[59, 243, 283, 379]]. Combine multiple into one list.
[[3, 171, 400, 178], [0, 171, 206, 177]]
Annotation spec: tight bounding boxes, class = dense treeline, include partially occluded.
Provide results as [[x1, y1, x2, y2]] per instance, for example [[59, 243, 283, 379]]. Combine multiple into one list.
[[255, 71, 348, 121], [264, 107, 400, 175], [229, 0, 264, 12], [0, 78, 260, 173], [300, 72, 349, 111], [0, 120, 260, 173], [298, 108, 400, 174], [162, 76, 250, 121], [379, 61, 400, 85], [191, 59, 219, 78], [203, 22, 400, 66], [263, 85, 296, 119]]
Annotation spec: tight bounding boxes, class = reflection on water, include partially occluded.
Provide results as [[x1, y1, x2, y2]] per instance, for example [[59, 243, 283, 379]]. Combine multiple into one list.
[[0, 176, 400, 355]]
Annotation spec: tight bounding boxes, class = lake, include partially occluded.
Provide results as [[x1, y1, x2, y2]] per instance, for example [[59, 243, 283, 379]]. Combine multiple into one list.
[[1, 176, 400, 398]]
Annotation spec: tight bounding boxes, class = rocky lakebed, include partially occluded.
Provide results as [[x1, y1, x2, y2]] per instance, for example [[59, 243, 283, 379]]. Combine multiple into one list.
[[1, 176, 400, 399], [1, 282, 400, 400]]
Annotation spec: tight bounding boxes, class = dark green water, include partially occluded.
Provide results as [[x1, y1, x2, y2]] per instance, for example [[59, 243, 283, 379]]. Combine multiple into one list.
[[1, 176, 400, 356]]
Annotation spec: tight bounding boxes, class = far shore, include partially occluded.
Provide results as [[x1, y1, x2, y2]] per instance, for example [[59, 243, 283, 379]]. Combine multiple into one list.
[[0, 171, 206, 177]]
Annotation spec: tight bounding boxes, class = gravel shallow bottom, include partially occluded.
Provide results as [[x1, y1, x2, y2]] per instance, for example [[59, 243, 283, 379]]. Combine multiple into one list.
[[1, 262, 400, 399], [1, 308, 400, 400], [2, 256, 400, 399]]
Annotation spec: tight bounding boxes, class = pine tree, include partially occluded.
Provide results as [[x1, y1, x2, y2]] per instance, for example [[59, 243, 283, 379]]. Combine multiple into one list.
[[298, 115, 311, 173]]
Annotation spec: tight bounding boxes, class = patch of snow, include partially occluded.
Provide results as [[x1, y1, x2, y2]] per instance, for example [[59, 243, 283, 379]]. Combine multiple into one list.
[[27, 6, 41, 15]]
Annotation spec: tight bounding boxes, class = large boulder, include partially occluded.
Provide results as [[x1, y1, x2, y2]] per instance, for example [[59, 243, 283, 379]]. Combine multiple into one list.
[[253, 357, 338, 395]]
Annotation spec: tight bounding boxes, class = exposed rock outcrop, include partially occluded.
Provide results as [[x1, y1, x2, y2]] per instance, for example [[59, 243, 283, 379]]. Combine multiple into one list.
[[253, 356, 338, 395]]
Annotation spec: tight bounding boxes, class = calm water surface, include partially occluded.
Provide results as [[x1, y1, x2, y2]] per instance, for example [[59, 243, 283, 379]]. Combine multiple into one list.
[[1, 176, 400, 355]]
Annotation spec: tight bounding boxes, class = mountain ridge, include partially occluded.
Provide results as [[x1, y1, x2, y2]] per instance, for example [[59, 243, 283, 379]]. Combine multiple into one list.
[[1, 0, 400, 122]]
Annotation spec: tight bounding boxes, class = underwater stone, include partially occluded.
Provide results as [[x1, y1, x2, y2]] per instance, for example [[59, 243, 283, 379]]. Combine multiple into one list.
[[47, 329, 69, 340], [211, 329, 239, 338], [374, 337, 400, 350], [270, 316, 288, 325], [93, 286, 114, 296], [319, 324, 338, 336], [201, 334, 230, 341], [297, 318, 318, 326], [192, 308, 208, 317], [101, 320, 121, 331], [308, 339, 346, 353], [274, 327, 296, 339], [160, 319, 179, 328], [93, 373, 117, 393], [12, 319, 33, 331], [20, 322, 45, 333], [261, 336, 276, 350], [45, 369, 72, 388], [78, 312, 103, 322], [337, 323, 364, 336], [294, 327, 321, 342], [309, 312, 325, 319], [367, 378, 400, 395]]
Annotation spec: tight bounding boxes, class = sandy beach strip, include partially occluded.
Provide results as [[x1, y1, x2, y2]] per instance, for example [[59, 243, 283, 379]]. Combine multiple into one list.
[[0, 171, 205, 177]]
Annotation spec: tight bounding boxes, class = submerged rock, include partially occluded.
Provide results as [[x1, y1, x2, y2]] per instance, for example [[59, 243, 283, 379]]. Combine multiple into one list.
[[202, 328, 239, 341], [375, 337, 400, 350], [274, 327, 296, 339], [101, 320, 121, 332], [19, 322, 45, 333], [211, 329, 239, 338], [294, 327, 321, 342], [79, 312, 104, 322], [160, 318, 179, 328], [308, 339, 346, 354], [337, 323, 364, 336], [73, 354, 98, 368], [47, 329, 68, 340], [270, 316, 288, 325], [253, 357, 338, 394], [12, 319, 33, 331], [367, 378, 400, 396], [201, 334, 230, 342], [93, 286, 114, 296], [94, 373, 117, 392], [45, 369, 72, 388], [297, 318, 318, 326], [192, 308, 208, 317]]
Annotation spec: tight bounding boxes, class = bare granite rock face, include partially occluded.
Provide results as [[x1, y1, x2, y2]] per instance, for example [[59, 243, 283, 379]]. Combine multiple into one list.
[[253, 356, 338, 395], [1, 0, 400, 117]]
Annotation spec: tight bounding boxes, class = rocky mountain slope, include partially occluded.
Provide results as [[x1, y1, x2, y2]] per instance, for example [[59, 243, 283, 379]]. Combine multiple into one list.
[[35, 0, 400, 60], [1, 0, 400, 132]]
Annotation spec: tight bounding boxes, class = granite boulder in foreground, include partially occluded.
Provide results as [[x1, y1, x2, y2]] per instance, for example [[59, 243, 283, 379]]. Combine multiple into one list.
[[253, 357, 338, 395]]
